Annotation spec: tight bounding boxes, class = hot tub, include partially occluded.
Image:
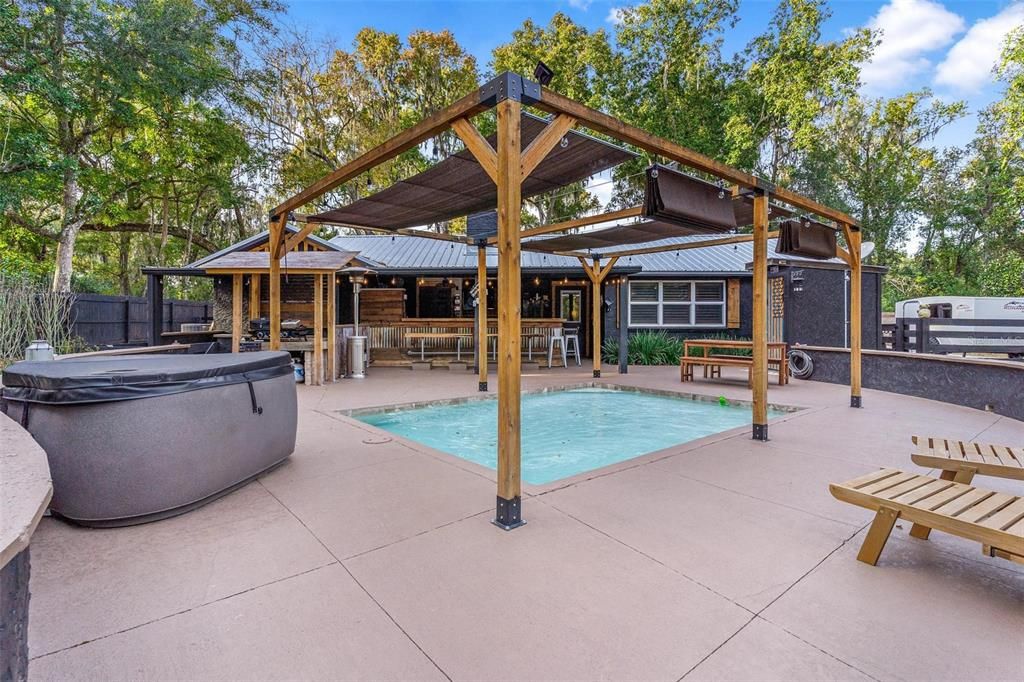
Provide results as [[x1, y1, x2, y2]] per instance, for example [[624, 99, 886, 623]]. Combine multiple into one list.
[[0, 351, 297, 527]]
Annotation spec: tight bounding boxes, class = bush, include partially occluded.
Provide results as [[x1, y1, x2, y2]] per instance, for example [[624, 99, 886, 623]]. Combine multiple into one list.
[[603, 331, 752, 365], [0, 273, 83, 367], [602, 330, 683, 366]]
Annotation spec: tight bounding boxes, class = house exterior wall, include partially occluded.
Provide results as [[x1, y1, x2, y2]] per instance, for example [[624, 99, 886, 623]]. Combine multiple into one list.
[[605, 267, 883, 349]]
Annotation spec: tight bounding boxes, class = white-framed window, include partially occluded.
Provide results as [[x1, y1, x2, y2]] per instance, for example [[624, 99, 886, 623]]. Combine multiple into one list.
[[628, 280, 726, 328]]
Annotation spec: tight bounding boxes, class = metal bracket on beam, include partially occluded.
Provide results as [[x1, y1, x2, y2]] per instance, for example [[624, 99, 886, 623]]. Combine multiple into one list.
[[851, 396, 863, 408], [479, 72, 542, 107], [753, 178, 776, 194], [479, 381, 489, 392], [593, 369, 601, 378], [752, 423, 769, 441], [493, 496, 525, 531]]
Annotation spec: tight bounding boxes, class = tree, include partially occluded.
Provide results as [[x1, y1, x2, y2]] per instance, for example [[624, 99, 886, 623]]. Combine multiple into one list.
[[797, 92, 965, 263], [723, 0, 872, 183], [0, 0, 276, 291]]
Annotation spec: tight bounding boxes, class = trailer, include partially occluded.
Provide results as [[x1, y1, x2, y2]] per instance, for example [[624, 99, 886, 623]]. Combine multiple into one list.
[[894, 296, 1024, 357]]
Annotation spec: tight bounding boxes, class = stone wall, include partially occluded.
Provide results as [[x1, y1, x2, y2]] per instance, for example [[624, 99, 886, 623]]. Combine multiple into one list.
[[798, 346, 1024, 421]]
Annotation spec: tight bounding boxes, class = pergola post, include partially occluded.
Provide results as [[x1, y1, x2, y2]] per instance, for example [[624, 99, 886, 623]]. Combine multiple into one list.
[[591, 257, 602, 378], [146, 273, 164, 346], [476, 243, 488, 392], [845, 224, 863, 407], [618, 277, 629, 374], [752, 192, 769, 441], [313, 273, 323, 386], [269, 218, 283, 351], [249, 274, 260, 321], [494, 96, 524, 530], [327, 273, 337, 382], [231, 273, 243, 353]]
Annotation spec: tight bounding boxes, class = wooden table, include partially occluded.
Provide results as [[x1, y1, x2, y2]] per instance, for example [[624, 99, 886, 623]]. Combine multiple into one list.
[[406, 332, 473, 361], [683, 339, 789, 385]]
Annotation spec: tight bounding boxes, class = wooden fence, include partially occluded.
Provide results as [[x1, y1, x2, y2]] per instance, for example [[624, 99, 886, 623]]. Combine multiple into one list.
[[892, 318, 1024, 356], [72, 294, 212, 347]]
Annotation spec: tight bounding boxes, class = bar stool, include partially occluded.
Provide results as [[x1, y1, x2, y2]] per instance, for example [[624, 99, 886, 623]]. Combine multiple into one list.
[[547, 323, 582, 368], [563, 322, 582, 366]]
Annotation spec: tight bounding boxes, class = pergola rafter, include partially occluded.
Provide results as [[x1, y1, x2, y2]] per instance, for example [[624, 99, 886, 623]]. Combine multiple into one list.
[[267, 72, 865, 531]]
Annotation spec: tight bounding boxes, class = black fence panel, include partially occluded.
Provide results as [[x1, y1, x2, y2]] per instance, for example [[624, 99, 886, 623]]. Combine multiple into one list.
[[71, 294, 212, 347], [893, 318, 1024, 355]]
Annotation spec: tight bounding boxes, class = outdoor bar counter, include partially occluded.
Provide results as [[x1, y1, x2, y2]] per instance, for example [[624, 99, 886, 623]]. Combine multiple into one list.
[[364, 318, 566, 356]]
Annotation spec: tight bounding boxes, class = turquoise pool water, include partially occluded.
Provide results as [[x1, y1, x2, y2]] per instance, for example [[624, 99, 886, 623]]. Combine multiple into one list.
[[357, 388, 785, 484]]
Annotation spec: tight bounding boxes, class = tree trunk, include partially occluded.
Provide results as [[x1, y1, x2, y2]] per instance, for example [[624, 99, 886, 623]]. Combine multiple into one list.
[[52, 164, 84, 293], [118, 232, 132, 295]]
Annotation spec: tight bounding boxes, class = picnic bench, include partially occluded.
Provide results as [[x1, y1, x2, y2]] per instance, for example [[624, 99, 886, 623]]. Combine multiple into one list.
[[680, 340, 788, 386], [830, 468, 1024, 566]]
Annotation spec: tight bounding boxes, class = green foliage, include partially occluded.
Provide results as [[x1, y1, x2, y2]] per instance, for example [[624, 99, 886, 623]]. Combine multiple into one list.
[[602, 330, 683, 365]]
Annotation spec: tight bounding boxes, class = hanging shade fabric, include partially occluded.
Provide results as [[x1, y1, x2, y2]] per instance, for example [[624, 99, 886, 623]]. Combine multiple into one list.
[[777, 220, 838, 259], [523, 219, 703, 253], [308, 113, 635, 231], [643, 164, 737, 233]]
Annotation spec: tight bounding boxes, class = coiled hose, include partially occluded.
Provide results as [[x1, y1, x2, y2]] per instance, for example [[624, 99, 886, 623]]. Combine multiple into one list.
[[788, 349, 814, 380]]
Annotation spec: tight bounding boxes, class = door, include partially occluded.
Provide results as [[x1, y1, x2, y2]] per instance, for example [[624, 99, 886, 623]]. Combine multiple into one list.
[[554, 286, 589, 355]]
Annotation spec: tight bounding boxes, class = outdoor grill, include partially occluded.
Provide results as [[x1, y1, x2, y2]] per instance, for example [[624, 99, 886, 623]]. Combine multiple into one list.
[[249, 316, 309, 340]]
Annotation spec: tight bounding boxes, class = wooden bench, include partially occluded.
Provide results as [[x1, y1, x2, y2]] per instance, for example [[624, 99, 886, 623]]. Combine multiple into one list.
[[830, 468, 1024, 566], [680, 355, 752, 386], [910, 435, 1024, 484]]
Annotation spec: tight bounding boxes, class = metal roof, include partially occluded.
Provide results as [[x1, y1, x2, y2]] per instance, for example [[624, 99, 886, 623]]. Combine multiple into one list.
[[187, 225, 342, 268], [202, 250, 360, 273], [329, 233, 841, 275]]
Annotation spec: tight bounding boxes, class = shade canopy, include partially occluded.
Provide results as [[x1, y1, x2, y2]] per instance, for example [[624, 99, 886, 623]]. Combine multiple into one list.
[[308, 112, 635, 230], [202, 250, 359, 274]]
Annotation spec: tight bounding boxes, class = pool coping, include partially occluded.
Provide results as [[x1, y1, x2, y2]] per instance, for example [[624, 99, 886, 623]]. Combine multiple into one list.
[[333, 382, 812, 495]]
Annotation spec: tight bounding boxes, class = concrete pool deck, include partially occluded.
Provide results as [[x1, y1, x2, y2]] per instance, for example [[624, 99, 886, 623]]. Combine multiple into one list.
[[26, 365, 1024, 680]]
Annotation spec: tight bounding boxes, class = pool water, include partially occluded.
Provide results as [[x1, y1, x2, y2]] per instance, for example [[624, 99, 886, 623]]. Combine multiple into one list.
[[357, 388, 785, 484]]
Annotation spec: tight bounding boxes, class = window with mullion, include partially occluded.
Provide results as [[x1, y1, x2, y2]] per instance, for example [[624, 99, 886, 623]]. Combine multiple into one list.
[[628, 280, 725, 328]]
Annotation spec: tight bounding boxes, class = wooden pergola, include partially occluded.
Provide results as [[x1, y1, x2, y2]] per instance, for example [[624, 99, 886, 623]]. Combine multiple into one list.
[[204, 250, 359, 385], [265, 72, 864, 530]]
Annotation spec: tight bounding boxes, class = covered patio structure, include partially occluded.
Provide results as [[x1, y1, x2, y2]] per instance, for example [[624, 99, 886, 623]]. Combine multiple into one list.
[[264, 71, 865, 529]]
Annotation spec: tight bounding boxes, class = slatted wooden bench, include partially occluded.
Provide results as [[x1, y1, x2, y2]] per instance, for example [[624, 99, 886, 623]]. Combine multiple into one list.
[[910, 435, 1024, 484], [830, 468, 1024, 566], [680, 355, 752, 386]]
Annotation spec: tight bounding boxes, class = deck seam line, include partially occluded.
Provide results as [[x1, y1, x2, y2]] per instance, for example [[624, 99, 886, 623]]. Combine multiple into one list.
[[28, 560, 339, 661], [534, 496, 758, 616], [256, 480, 454, 681]]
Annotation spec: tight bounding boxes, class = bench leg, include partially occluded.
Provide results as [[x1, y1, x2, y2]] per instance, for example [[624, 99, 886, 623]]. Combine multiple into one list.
[[909, 468, 975, 540], [857, 506, 900, 565]]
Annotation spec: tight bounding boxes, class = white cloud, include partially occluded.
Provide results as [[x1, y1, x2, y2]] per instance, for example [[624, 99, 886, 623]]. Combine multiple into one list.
[[606, 6, 626, 25], [934, 3, 1024, 93], [860, 0, 965, 92], [568, 0, 592, 10]]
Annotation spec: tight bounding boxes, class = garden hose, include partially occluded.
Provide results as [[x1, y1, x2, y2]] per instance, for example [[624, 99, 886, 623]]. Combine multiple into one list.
[[788, 349, 814, 380]]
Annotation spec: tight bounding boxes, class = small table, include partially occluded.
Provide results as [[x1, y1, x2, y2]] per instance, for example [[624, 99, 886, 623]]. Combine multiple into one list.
[[684, 339, 789, 385], [406, 332, 473, 361], [486, 332, 547, 361]]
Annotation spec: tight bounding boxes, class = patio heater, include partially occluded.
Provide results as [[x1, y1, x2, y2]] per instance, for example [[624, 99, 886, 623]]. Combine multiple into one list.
[[341, 266, 374, 378]]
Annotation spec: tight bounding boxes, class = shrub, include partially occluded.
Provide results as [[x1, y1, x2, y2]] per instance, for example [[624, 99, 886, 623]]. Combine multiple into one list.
[[602, 330, 683, 366], [0, 273, 82, 367]]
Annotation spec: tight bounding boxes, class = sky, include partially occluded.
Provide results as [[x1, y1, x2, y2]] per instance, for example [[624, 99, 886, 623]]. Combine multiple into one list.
[[283, 0, 1024, 150]]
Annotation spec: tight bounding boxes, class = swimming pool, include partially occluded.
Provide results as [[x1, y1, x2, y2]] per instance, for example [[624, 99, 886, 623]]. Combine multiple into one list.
[[356, 387, 786, 484]]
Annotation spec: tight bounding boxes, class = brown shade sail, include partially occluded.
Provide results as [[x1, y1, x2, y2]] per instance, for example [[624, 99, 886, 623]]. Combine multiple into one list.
[[777, 220, 838, 259], [643, 164, 737, 233], [522, 219, 702, 253], [308, 113, 635, 230]]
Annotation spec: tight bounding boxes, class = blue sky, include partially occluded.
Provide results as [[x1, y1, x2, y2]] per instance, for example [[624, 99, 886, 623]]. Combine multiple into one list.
[[283, 0, 1024, 148]]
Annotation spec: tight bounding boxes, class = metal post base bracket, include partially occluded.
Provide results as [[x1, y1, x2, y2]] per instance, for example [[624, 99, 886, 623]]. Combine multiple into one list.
[[493, 495, 526, 531], [593, 369, 601, 378], [479, 381, 489, 392], [851, 395, 862, 408], [752, 423, 769, 441]]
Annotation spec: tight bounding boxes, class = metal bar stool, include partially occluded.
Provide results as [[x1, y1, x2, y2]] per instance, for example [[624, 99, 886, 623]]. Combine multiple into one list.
[[563, 321, 582, 366], [547, 327, 568, 368]]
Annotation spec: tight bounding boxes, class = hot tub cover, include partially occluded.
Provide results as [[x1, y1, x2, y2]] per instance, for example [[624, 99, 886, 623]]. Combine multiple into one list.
[[2, 351, 293, 405]]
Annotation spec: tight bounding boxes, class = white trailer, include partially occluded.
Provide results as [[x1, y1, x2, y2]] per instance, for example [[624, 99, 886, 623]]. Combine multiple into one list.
[[894, 296, 1024, 356]]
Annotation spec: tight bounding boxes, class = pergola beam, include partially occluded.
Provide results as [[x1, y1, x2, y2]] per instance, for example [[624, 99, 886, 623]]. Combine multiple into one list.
[[751, 193, 770, 441], [476, 245, 488, 391], [843, 223, 863, 408], [269, 87, 490, 223], [520, 114, 576, 178], [452, 117, 498, 184], [532, 87, 860, 230], [494, 206, 644, 246], [554, 230, 780, 259]]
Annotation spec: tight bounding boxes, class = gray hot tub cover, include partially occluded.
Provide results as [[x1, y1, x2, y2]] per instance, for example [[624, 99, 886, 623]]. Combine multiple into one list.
[[2, 351, 293, 405]]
